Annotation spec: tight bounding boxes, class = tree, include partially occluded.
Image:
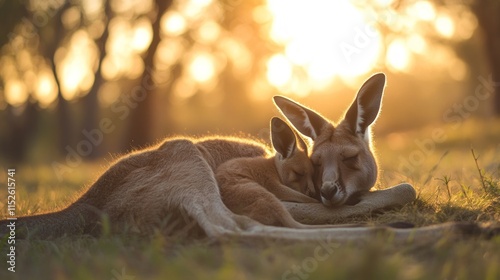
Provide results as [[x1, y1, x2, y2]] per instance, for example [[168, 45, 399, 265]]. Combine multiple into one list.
[[80, 0, 112, 158], [126, 0, 173, 149], [472, 0, 500, 115]]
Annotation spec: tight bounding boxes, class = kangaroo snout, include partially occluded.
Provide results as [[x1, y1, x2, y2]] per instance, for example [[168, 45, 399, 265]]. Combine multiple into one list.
[[320, 180, 346, 206], [320, 181, 339, 199]]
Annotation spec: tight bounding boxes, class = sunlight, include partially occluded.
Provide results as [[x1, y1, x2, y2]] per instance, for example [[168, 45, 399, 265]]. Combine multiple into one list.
[[218, 38, 252, 76], [35, 70, 58, 108], [266, 54, 292, 88], [407, 1, 436, 21], [156, 39, 185, 67], [386, 39, 410, 72], [4, 79, 28, 107], [373, 0, 394, 6], [435, 13, 455, 38], [101, 55, 120, 81], [407, 34, 427, 54], [193, 21, 220, 44], [131, 17, 153, 52], [103, 16, 150, 81], [179, 0, 213, 20], [57, 30, 98, 100], [97, 82, 121, 106], [264, 0, 383, 94], [188, 53, 215, 83], [161, 11, 187, 36]]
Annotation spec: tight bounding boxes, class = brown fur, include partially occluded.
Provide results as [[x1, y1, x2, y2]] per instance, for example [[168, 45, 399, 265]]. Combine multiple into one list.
[[0, 137, 269, 238], [216, 118, 319, 228], [274, 73, 385, 208]]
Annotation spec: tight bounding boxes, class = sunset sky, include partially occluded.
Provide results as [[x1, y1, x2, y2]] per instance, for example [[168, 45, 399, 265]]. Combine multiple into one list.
[[0, 0, 478, 111]]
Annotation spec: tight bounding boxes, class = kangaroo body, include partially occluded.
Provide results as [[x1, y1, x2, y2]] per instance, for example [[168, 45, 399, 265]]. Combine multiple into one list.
[[1, 137, 269, 238]]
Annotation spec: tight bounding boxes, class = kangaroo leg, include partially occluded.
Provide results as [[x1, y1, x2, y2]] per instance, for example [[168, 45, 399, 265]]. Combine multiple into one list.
[[220, 180, 308, 228], [222, 221, 500, 245], [284, 183, 416, 225], [219, 181, 362, 229]]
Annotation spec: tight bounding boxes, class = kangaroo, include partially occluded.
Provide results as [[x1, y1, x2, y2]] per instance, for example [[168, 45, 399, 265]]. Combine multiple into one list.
[[216, 117, 319, 228], [274, 74, 384, 208], [2, 73, 496, 243], [271, 73, 390, 224]]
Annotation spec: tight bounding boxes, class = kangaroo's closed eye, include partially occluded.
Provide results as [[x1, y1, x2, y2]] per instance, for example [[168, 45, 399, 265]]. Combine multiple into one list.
[[343, 154, 358, 168], [293, 170, 304, 177], [343, 154, 358, 161]]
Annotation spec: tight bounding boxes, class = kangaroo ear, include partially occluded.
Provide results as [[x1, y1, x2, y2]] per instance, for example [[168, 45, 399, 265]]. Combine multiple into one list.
[[344, 73, 385, 137], [271, 117, 296, 159], [273, 96, 329, 140]]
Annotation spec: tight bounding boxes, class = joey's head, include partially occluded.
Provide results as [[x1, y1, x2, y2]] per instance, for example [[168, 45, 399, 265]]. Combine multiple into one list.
[[270, 117, 317, 199], [274, 73, 386, 207]]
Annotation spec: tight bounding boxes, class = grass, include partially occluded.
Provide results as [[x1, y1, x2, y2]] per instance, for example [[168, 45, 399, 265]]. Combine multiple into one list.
[[0, 119, 499, 280]]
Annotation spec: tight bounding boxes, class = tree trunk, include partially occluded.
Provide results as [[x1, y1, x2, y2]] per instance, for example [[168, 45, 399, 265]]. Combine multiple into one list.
[[126, 0, 172, 149], [473, 0, 500, 116], [54, 11, 73, 155], [3, 102, 37, 163], [38, 1, 73, 155], [80, 0, 112, 158]]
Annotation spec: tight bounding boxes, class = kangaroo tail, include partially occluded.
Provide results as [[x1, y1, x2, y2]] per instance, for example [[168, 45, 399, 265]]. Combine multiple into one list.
[[0, 203, 103, 239]]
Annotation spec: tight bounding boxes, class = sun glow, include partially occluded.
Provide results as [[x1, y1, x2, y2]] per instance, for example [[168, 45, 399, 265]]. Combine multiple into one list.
[[56, 30, 98, 100], [35, 69, 58, 108], [265, 0, 383, 94], [435, 13, 455, 38], [386, 39, 410, 72], [188, 53, 215, 83], [5, 79, 28, 106]]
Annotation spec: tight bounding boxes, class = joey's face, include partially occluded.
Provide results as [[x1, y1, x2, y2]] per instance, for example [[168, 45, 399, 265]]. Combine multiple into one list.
[[311, 125, 377, 207], [278, 151, 318, 199]]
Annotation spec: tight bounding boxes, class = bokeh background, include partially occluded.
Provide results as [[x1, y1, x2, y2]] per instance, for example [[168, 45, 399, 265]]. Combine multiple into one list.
[[0, 0, 499, 169]]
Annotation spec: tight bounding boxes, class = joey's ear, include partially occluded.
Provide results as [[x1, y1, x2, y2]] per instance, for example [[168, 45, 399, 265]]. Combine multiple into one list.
[[273, 96, 329, 140], [344, 73, 385, 137], [271, 117, 296, 159]]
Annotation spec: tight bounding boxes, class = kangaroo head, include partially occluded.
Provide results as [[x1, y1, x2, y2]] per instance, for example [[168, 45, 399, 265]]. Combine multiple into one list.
[[273, 73, 385, 207], [270, 117, 317, 199]]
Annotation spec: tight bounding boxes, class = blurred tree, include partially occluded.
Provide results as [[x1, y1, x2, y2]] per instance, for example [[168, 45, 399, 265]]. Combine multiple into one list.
[[472, 0, 500, 116], [0, 1, 28, 48], [0, 2, 59, 162], [3, 102, 37, 162], [126, 0, 172, 149], [45, 2, 73, 156], [81, 0, 112, 158]]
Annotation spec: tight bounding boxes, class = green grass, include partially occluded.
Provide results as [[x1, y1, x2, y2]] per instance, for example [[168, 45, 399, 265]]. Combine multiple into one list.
[[0, 119, 499, 280]]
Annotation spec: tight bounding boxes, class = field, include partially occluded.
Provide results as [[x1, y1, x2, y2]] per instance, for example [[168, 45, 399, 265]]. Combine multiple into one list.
[[0, 119, 499, 280]]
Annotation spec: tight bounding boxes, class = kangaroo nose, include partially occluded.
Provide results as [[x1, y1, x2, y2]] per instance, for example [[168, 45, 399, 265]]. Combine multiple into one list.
[[321, 185, 338, 200]]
